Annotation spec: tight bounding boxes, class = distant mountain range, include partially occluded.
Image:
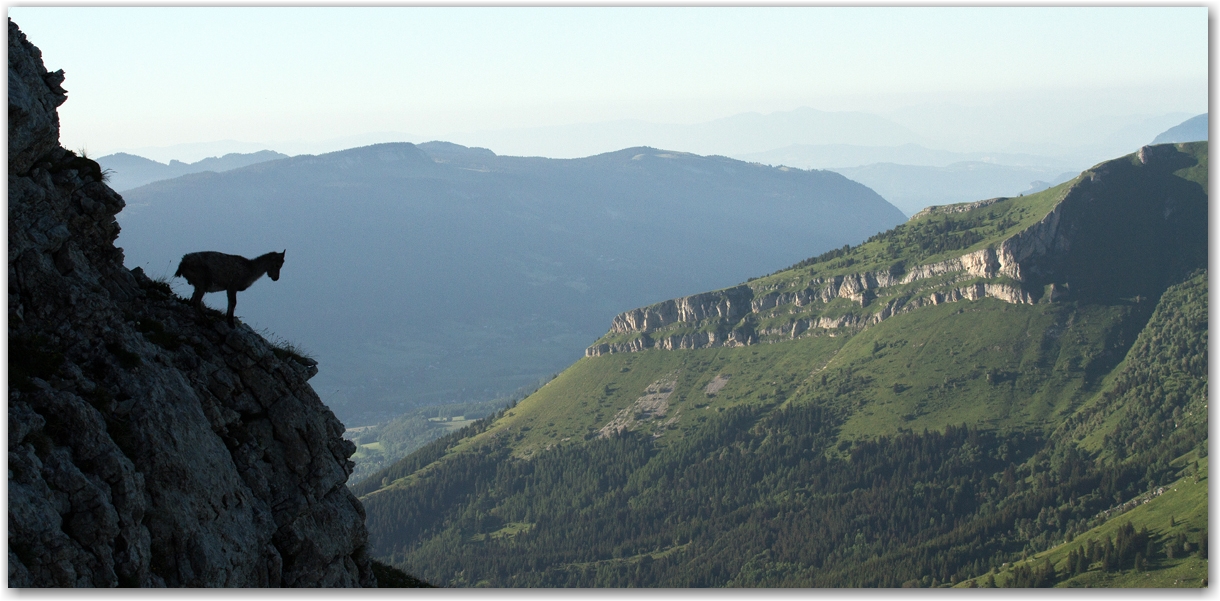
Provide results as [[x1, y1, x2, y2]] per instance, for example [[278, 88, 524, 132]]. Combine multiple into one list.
[[107, 111, 1206, 229], [110, 132, 420, 164], [448, 112, 1202, 217], [98, 150, 288, 191], [105, 141, 1079, 218], [115, 142, 906, 426], [106, 104, 1198, 167], [1152, 113, 1208, 144]]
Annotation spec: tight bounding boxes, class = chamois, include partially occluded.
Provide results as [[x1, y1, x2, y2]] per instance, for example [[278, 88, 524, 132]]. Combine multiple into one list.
[[174, 250, 286, 327]]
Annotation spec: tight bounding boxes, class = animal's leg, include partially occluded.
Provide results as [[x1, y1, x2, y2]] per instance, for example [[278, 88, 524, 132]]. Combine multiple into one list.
[[191, 287, 205, 313], [226, 289, 238, 327]]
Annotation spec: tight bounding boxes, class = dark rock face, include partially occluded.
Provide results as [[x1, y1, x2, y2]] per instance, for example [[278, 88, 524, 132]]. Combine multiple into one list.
[[8, 21, 66, 176], [8, 19, 375, 587]]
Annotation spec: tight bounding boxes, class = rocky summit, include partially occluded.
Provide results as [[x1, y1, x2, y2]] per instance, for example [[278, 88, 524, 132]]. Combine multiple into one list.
[[8, 20, 374, 587]]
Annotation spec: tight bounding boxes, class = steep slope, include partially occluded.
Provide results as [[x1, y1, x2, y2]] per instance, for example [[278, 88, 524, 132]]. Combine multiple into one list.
[[114, 137, 907, 427], [965, 269, 1209, 587], [983, 457, 1208, 588], [355, 142, 1207, 587], [8, 20, 374, 587]]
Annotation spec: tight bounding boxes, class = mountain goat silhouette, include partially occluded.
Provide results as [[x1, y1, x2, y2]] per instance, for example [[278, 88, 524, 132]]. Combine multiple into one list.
[[174, 250, 286, 327]]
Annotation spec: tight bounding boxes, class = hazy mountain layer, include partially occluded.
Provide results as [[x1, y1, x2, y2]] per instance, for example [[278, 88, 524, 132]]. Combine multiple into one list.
[[97, 150, 288, 191], [733, 143, 1080, 216], [1152, 113, 1208, 145], [832, 161, 1078, 216], [446, 107, 924, 159], [734, 143, 1075, 170], [112, 132, 426, 165], [354, 143, 1207, 587], [115, 142, 906, 426]]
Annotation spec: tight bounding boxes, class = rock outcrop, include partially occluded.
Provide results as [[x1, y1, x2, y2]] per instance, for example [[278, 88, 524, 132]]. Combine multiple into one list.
[[8, 20, 375, 587], [585, 232, 1039, 356], [588, 140, 1207, 357]]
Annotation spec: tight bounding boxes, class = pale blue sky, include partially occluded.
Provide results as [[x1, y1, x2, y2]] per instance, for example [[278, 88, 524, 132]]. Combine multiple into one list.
[[7, 6, 1209, 160]]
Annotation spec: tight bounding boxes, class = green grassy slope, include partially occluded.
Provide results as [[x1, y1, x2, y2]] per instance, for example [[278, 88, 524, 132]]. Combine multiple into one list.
[[357, 296, 1131, 496], [354, 143, 1208, 587]]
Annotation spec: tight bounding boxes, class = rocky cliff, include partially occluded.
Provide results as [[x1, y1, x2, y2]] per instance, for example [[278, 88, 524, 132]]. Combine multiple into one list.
[[8, 20, 375, 587], [588, 141, 1207, 356]]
